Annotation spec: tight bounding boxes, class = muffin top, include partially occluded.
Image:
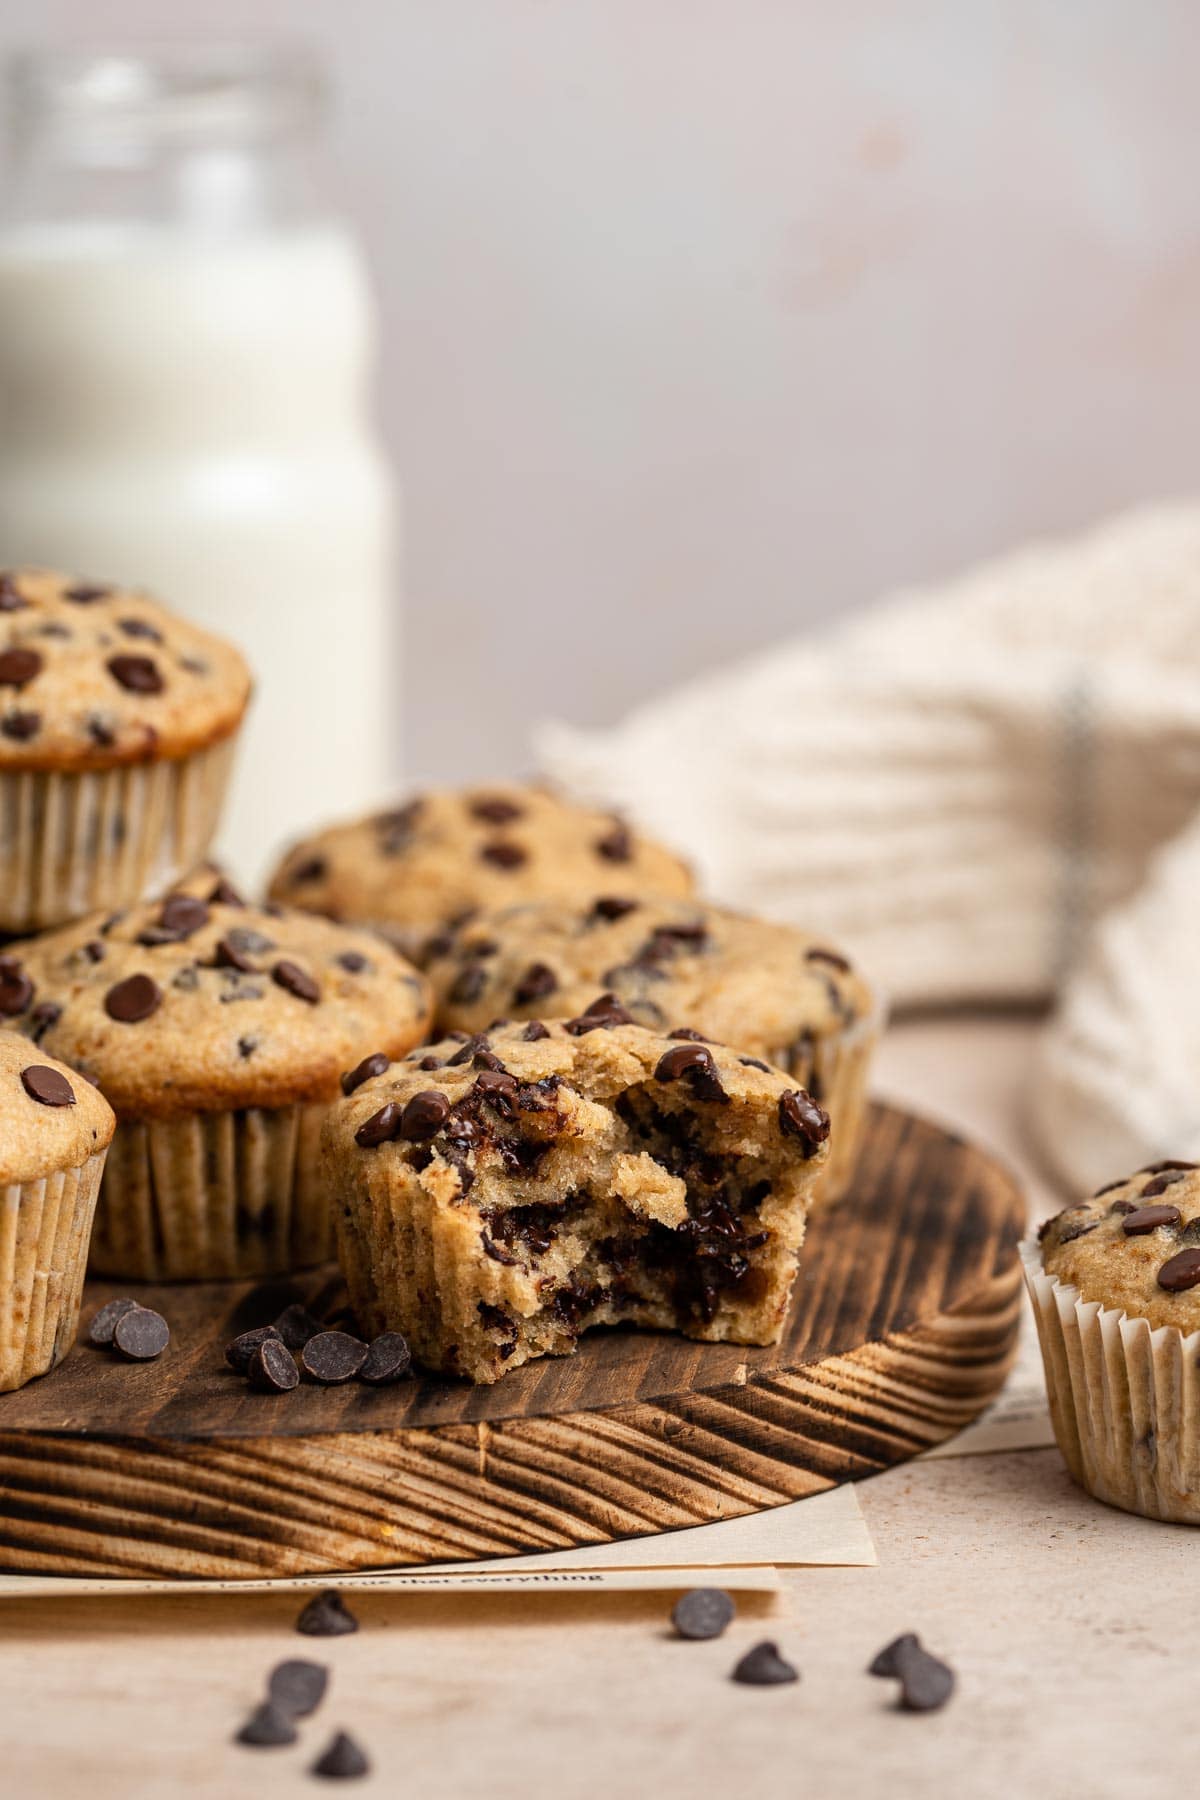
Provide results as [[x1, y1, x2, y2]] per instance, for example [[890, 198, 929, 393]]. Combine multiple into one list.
[[0, 877, 433, 1119], [266, 783, 695, 962], [0, 568, 251, 769], [427, 895, 873, 1050], [1039, 1161, 1200, 1331], [0, 1030, 115, 1187]]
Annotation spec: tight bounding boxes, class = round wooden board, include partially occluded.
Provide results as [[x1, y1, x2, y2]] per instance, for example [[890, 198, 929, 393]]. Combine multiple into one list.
[[0, 1103, 1024, 1579]]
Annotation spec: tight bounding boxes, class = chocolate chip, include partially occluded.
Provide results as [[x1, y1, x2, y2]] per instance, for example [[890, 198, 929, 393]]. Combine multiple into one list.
[[355, 1103, 401, 1148], [869, 1633, 923, 1677], [1140, 1159, 1199, 1175], [236, 1702, 297, 1748], [273, 960, 319, 1004], [1108, 1198, 1137, 1214], [118, 617, 162, 642], [739, 1056, 771, 1072], [1122, 1204, 1182, 1236], [273, 1305, 325, 1352], [342, 1052, 390, 1096], [0, 647, 42, 688], [595, 821, 633, 862], [400, 1090, 451, 1139], [0, 576, 26, 611], [1142, 1170, 1191, 1198], [296, 1591, 359, 1638], [104, 973, 162, 1023], [806, 946, 852, 972], [225, 1324, 284, 1373], [160, 894, 210, 936], [267, 1659, 329, 1720], [417, 1054, 442, 1071], [667, 1027, 710, 1043], [731, 1642, 798, 1686], [65, 583, 109, 604], [86, 715, 116, 748], [592, 895, 639, 921], [248, 1338, 301, 1392], [654, 1043, 728, 1103], [82, 938, 105, 964], [20, 1064, 74, 1107], [671, 1588, 736, 1640], [479, 840, 527, 869], [311, 1731, 370, 1780], [514, 962, 558, 1005], [871, 1637, 956, 1712], [28, 1000, 61, 1043], [522, 1020, 551, 1041], [360, 1332, 412, 1385], [779, 1089, 831, 1156], [449, 963, 487, 1006], [112, 1306, 170, 1361], [209, 875, 246, 906], [1158, 1248, 1200, 1292], [336, 950, 368, 973], [301, 1331, 368, 1385], [564, 993, 635, 1034], [106, 653, 163, 694], [0, 959, 32, 1016], [469, 794, 525, 824], [1, 709, 39, 740], [88, 1297, 138, 1348]]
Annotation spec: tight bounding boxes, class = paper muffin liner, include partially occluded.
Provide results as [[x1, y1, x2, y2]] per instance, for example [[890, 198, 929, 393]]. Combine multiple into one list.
[[1021, 1232, 1200, 1525], [781, 996, 884, 1207], [89, 1102, 334, 1282], [0, 731, 239, 935], [0, 1148, 108, 1392]]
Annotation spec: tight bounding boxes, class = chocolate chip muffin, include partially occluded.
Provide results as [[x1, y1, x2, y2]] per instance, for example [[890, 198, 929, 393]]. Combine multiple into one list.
[[0, 1031, 115, 1390], [322, 1003, 830, 1383], [427, 896, 879, 1205], [1026, 1160, 1200, 1524], [266, 784, 695, 964], [0, 568, 251, 934], [0, 876, 432, 1280]]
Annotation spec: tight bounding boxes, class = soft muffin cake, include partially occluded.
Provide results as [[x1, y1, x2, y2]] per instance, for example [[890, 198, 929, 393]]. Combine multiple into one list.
[[1039, 1161, 1200, 1331], [323, 1003, 830, 1383], [428, 895, 878, 1204], [266, 783, 695, 964], [0, 1031, 115, 1390], [0, 568, 252, 933], [0, 877, 432, 1279]]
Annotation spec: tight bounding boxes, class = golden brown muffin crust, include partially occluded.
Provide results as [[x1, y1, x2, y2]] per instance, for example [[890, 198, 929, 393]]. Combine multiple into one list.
[[0, 1030, 115, 1187], [1040, 1160, 1200, 1331]]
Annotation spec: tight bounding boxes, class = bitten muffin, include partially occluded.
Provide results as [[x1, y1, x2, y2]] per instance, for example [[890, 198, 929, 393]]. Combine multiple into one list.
[[1026, 1160, 1200, 1524], [0, 876, 432, 1280], [0, 1032, 115, 1390], [322, 1001, 831, 1383], [0, 568, 252, 934], [427, 895, 879, 1205], [266, 783, 695, 964]]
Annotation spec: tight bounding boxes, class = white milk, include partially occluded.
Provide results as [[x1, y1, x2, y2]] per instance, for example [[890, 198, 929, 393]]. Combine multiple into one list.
[[0, 218, 396, 884]]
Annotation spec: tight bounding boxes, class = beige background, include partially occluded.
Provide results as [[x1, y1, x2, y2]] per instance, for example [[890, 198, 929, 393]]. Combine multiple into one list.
[[2, 1, 1198, 780]]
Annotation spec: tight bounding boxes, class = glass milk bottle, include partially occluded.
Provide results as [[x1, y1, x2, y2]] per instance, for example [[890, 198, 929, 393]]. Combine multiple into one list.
[[0, 45, 397, 884]]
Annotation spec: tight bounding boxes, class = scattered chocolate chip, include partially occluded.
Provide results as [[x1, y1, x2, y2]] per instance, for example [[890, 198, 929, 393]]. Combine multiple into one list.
[[65, 583, 109, 604], [399, 1090, 451, 1140], [479, 839, 527, 869], [806, 946, 851, 972], [595, 822, 632, 862], [342, 1052, 390, 1096], [522, 1020, 551, 1041], [1142, 1170, 1191, 1198], [1, 709, 40, 740], [82, 938, 105, 964], [564, 993, 635, 1034], [236, 1702, 297, 1748], [273, 960, 319, 1004], [1158, 1248, 1200, 1293], [301, 1331, 369, 1385], [355, 1103, 401, 1148], [296, 1591, 359, 1638], [671, 1588, 736, 1640], [869, 1633, 922, 1678], [20, 1064, 75, 1107], [160, 894, 210, 936], [271, 1304, 325, 1352], [0, 647, 42, 688], [104, 973, 162, 1023], [469, 794, 524, 824], [209, 876, 246, 906], [214, 936, 257, 973], [779, 1089, 831, 1156], [1122, 1204, 1182, 1236], [248, 1338, 301, 1392], [267, 1659, 329, 1720], [106, 652, 163, 694], [417, 1054, 442, 1071], [360, 1332, 413, 1385], [225, 1324, 284, 1374], [0, 959, 32, 1016], [88, 1297, 138, 1348], [336, 950, 368, 973], [514, 962, 558, 1006], [0, 576, 26, 611], [870, 1636, 956, 1713], [731, 1641, 798, 1686], [117, 616, 163, 642], [1109, 1198, 1137, 1214], [112, 1305, 170, 1361], [311, 1731, 370, 1780], [592, 895, 639, 921]]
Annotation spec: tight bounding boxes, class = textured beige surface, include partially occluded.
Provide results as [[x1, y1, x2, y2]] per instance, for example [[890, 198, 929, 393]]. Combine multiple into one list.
[[0, 1029, 114, 1187]]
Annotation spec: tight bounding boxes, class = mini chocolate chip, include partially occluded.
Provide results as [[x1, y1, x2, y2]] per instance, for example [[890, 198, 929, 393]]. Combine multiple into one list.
[[667, 1027, 710, 1043], [522, 1020, 551, 1041], [248, 1338, 301, 1392], [592, 895, 639, 921], [417, 1054, 442, 1071], [449, 963, 487, 1006], [21, 1064, 74, 1107], [301, 1331, 368, 1385], [159, 894, 210, 936], [869, 1633, 922, 1677], [731, 1642, 798, 1686], [671, 1588, 736, 1641], [104, 973, 162, 1023], [0, 647, 42, 688], [118, 617, 163, 642], [779, 1089, 831, 1156], [288, 854, 328, 885], [237, 1035, 258, 1059], [480, 839, 527, 869], [806, 946, 852, 972], [400, 1090, 451, 1139], [1140, 1159, 1199, 1175], [337, 950, 369, 973], [267, 1659, 329, 1720], [1142, 1170, 1191, 1198], [469, 794, 525, 824], [0, 960, 32, 1016], [360, 1332, 413, 1385], [595, 821, 633, 862], [106, 652, 163, 694], [311, 1731, 370, 1780], [82, 938, 105, 963], [1, 709, 39, 740], [514, 962, 558, 1005], [273, 1304, 326, 1352], [88, 1297, 138, 1348], [739, 1056, 771, 1072], [296, 1591, 360, 1638], [28, 1000, 61, 1043], [1122, 1204, 1182, 1236], [355, 1103, 401, 1148], [112, 1305, 170, 1361], [215, 936, 258, 972], [1109, 1198, 1138, 1214], [225, 1324, 284, 1374], [236, 1702, 297, 1748], [0, 576, 26, 611], [342, 1052, 390, 1096], [209, 876, 246, 906], [1158, 1248, 1200, 1292], [273, 959, 319, 1004], [564, 993, 635, 1034], [65, 583, 109, 604]]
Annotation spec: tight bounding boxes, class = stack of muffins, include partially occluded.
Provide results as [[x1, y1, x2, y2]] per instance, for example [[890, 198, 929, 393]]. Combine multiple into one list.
[[0, 566, 880, 1394]]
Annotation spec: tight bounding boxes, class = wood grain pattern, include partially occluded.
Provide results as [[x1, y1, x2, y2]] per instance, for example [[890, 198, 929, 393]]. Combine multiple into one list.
[[0, 1103, 1024, 1577]]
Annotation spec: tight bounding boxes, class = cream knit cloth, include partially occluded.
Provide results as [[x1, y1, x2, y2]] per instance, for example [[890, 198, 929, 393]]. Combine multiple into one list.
[[539, 503, 1200, 1195]]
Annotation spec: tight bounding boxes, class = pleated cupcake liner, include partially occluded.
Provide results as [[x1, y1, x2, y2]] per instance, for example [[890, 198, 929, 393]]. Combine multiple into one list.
[[0, 1149, 108, 1392], [1021, 1232, 1200, 1525], [782, 996, 884, 1207], [90, 1102, 334, 1283], [0, 732, 239, 935]]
